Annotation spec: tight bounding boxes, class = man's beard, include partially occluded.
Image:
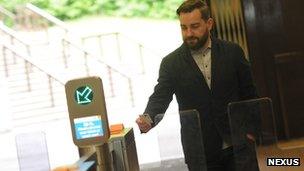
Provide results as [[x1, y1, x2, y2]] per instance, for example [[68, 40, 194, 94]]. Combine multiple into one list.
[[184, 31, 209, 51]]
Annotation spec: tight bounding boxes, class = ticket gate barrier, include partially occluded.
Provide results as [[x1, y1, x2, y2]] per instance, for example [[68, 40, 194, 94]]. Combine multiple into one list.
[[151, 110, 207, 171], [65, 76, 112, 171], [74, 128, 139, 171], [110, 128, 140, 171], [65, 76, 139, 171], [73, 110, 206, 171], [65, 76, 110, 147], [228, 97, 304, 171]]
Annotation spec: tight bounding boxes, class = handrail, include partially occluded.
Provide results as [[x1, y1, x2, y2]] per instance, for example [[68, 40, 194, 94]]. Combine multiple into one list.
[[62, 37, 135, 106], [81, 32, 162, 57], [62, 37, 131, 78], [1, 41, 65, 84], [0, 21, 32, 63], [23, 3, 138, 77], [81, 32, 119, 39], [23, 3, 134, 77], [0, 21, 31, 47], [81, 32, 162, 74], [25, 3, 69, 33], [21, 3, 136, 106], [0, 5, 16, 19], [1, 41, 65, 107]]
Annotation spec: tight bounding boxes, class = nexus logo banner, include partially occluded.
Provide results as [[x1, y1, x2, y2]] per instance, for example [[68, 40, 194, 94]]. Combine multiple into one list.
[[267, 158, 300, 166]]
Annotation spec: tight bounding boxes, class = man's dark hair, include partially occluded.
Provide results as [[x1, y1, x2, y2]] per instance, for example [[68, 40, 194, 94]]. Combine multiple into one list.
[[176, 0, 211, 21]]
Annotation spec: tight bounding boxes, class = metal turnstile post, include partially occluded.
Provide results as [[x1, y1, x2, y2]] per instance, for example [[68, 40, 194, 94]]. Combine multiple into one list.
[[95, 143, 113, 171]]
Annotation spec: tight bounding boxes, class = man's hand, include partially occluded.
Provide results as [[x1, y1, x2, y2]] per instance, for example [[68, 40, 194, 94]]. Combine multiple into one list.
[[136, 115, 152, 133], [52, 164, 78, 171]]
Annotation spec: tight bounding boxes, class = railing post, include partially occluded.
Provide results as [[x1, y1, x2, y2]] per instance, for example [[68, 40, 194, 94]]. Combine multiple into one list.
[[2, 46, 9, 77], [138, 44, 145, 74], [61, 39, 68, 68], [107, 66, 115, 97], [25, 44, 33, 73], [12, 50, 17, 64], [48, 75, 54, 107], [24, 61, 31, 91], [9, 35, 17, 64], [24, 10, 31, 31], [81, 37, 85, 47], [128, 78, 135, 107], [115, 32, 122, 61], [64, 29, 68, 39], [98, 35, 104, 60], [43, 20, 50, 45], [26, 43, 31, 57], [84, 52, 89, 76]]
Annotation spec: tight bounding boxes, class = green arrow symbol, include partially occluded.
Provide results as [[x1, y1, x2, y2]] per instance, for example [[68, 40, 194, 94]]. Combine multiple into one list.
[[76, 86, 93, 104]]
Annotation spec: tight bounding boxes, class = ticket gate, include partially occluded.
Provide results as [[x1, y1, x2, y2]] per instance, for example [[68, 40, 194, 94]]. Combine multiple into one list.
[[110, 128, 139, 171], [14, 94, 304, 170], [75, 128, 139, 171], [65, 77, 139, 171], [65, 77, 304, 171]]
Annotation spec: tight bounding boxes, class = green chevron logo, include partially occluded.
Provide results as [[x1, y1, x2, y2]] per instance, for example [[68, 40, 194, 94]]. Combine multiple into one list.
[[75, 86, 93, 105]]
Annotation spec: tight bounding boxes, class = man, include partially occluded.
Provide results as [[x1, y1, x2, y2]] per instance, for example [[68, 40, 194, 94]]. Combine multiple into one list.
[[136, 0, 258, 170]]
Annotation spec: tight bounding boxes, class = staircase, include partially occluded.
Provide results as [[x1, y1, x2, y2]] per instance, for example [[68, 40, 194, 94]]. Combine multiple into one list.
[[0, 3, 164, 170]]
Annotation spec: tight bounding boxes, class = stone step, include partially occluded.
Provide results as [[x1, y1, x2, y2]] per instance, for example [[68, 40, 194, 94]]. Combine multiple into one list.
[[9, 87, 64, 100], [10, 94, 66, 108], [12, 104, 67, 120], [11, 101, 62, 114]]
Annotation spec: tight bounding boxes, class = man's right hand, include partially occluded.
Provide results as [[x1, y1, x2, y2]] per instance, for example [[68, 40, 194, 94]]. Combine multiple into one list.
[[136, 115, 152, 133]]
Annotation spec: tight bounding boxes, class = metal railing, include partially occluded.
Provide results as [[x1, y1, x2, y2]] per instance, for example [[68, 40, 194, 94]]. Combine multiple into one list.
[[4, 3, 68, 44], [23, 3, 136, 106], [81, 32, 123, 61], [62, 38, 135, 107], [0, 5, 16, 20], [81, 32, 162, 75], [24, 3, 68, 37], [1, 41, 65, 107], [0, 21, 32, 67]]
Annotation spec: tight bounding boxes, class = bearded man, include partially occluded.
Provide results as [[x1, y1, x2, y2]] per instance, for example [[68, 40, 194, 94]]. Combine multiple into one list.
[[136, 0, 258, 170]]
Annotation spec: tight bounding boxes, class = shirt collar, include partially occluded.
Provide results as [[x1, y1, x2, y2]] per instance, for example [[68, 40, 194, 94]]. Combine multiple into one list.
[[190, 37, 212, 55]]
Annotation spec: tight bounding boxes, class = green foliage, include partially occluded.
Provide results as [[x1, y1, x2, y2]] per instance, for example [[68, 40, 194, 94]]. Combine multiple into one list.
[[0, 0, 182, 20], [101, 0, 181, 19]]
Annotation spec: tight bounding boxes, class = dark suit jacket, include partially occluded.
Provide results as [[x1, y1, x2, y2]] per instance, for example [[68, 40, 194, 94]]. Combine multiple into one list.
[[144, 38, 257, 162]]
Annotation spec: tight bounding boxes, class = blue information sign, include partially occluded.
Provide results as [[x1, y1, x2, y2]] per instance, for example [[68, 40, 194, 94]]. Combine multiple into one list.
[[74, 116, 103, 140]]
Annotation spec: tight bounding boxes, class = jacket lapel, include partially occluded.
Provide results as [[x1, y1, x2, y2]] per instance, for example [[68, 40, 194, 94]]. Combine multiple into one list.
[[180, 43, 211, 90], [211, 38, 222, 92]]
